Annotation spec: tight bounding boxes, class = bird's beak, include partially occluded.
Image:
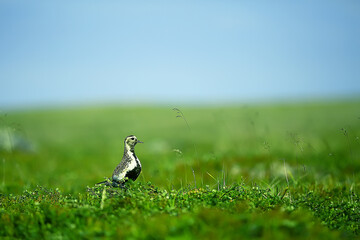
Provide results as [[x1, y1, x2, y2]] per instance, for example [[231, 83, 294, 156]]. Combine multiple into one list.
[[137, 140, 144, 143]]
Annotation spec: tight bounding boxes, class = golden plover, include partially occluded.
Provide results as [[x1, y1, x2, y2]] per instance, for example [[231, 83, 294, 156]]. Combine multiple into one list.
[[97, 135, 143, 187]]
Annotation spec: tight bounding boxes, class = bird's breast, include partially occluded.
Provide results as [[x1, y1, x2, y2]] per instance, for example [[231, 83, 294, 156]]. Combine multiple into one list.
[[126, 151, 140, 169]]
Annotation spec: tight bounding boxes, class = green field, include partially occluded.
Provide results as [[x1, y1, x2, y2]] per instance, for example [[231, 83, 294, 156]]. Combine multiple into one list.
[[1, 101, 360, 239]]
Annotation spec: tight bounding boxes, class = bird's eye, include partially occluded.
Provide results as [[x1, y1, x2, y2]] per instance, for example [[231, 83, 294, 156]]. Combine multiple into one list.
[[131, 137, 135, 140]]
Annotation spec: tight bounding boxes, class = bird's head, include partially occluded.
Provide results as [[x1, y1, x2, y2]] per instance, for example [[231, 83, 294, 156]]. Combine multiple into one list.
[[124, 135, 143, 150]]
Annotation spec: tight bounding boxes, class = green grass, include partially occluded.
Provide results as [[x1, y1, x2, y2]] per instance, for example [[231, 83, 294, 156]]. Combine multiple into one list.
[[0, 100, 360, 239]]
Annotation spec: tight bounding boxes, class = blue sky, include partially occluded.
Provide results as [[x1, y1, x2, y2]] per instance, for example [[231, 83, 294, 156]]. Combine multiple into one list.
[[1, 0, 359, 107]]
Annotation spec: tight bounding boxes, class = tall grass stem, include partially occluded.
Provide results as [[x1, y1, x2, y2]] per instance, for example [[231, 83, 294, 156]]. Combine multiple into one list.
[[283, 159, 289, 187]]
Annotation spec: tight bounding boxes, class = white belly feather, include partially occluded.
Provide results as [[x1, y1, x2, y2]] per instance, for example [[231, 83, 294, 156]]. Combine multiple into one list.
[[117, 151, 141, 180]]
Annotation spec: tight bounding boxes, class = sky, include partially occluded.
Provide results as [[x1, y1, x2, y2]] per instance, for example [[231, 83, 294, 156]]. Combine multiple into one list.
[[1, 0, 359, 108]]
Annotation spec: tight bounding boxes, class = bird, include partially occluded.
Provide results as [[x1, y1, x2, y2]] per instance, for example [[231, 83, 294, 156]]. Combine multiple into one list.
[[97, 135, 143, 187]]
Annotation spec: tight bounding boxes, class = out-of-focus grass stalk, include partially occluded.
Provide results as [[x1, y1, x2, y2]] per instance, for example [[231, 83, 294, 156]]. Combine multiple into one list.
[[100, 186, 107, 210], [341, 128, 353, 158], [2, 158, 5, 188]]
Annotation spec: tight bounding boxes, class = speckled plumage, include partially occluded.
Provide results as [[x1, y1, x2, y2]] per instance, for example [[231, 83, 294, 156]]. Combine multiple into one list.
[[97, 135, 142, 187]]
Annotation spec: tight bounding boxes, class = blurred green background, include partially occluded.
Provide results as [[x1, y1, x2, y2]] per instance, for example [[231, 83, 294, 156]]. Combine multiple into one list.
[[1, 100, 359, 194]]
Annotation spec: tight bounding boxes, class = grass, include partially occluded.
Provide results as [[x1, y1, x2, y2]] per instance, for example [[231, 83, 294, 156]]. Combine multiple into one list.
[[0, 100, 360, 239]]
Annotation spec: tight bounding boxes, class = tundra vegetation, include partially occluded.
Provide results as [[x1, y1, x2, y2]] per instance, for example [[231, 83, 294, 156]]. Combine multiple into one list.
[[0, 101, 359, 239]]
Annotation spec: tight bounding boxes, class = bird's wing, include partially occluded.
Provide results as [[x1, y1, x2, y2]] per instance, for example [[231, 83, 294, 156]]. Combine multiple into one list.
[[112, 157, 129, 182]]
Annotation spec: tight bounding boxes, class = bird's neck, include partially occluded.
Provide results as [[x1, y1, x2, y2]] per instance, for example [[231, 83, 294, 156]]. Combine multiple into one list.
[[124, 144, 135, 154]]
